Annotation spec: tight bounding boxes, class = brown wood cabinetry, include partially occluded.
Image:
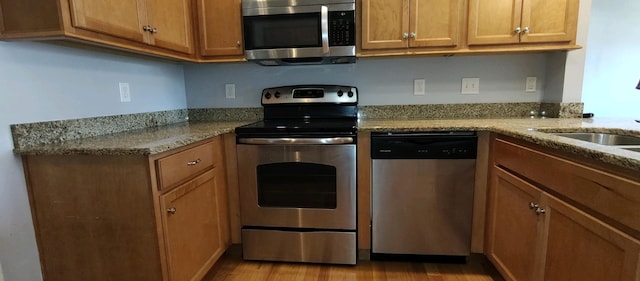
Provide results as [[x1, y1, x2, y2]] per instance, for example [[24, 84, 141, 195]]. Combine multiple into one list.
[[0, 0, 194, 59], [468, 0, 579, 46], [360, 0, 462, 50], [486, 136, 640, 281], [21, 136, 230, 281], [195, 0, 244, 61]]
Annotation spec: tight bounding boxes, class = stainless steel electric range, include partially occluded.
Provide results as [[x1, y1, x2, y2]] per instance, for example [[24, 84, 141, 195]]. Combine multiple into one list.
[[235, 85, 358, 265]]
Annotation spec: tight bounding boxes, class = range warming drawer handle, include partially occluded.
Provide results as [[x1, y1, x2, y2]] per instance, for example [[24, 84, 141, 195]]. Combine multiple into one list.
[[237, 137, 354, 145]]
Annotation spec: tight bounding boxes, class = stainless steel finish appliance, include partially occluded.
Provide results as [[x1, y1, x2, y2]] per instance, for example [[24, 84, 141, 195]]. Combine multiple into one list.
[[242, 0, 356, 66], [370, 132, 477, 259], [235, 85, 358, 265]]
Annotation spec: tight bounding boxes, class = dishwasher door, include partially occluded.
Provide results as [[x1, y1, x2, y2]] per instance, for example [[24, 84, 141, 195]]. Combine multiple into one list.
[[371, 133, 476, 257]]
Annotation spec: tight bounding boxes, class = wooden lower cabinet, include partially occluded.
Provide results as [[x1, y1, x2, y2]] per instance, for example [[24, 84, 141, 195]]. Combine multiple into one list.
[[22, 136, 230, 281], [487, 137, 640, 281]]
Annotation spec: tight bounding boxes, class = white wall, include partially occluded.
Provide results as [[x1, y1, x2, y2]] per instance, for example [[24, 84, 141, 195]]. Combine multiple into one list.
[[0, 41, 187, 281], [582, 0, 640, 118], [185, 53, 549, 108]]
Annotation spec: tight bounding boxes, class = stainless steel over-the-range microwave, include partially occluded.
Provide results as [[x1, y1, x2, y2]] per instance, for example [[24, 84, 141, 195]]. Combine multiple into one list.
[[242, 0, 356, 66]]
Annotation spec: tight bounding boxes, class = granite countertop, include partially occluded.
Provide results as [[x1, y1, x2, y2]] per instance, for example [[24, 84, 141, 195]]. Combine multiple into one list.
[[359, 117, 640, 171], [14, 117, 640, 171], [13, 121, 253, 156]]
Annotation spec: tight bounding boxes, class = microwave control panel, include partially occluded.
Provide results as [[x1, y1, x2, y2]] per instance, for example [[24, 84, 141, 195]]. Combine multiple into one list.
[[329, 11, 355, 46]]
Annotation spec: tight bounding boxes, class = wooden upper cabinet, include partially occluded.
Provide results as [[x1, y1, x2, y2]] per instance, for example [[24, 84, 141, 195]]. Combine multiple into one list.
[[146, 0, 194, 54], [468, 0, 579, 45], [410, 0, 461, 48], [68, 0, 146, 42], [197, 0, 244, 57], [361, 0, 461, 50], [361, 0, 408, 49], [520, 0, 579, 43]]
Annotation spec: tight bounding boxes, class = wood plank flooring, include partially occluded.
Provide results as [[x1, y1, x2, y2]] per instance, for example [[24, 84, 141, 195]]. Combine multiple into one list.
[[203, 248, 505, 281]]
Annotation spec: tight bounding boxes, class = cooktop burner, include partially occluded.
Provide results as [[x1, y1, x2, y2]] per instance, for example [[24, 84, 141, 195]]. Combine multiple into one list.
[[236, 119, 357, 135]]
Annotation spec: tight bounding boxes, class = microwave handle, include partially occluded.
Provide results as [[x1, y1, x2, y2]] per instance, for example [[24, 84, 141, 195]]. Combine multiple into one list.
[[321, 6, 330, 55]]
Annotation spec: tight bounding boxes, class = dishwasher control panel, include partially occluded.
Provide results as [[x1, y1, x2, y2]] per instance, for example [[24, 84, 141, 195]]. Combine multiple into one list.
[[371, 131, 477, 159]]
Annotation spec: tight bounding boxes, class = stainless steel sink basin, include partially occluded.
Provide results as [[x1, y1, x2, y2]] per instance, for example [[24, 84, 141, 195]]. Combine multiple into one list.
[[552, 132, 640, 146], [622, 147, 640, 153]]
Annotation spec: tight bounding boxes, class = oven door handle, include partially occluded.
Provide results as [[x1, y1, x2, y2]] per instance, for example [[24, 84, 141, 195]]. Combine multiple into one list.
[[237, 137, 354, 145]]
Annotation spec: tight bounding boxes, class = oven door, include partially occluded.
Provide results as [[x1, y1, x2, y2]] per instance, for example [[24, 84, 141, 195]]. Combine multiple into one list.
[[237, 140, 356, 230]]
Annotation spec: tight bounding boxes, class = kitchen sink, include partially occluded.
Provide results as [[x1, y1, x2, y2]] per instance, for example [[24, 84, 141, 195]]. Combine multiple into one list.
[[551, 132, 640, 146], [622, 147, 640, 153]]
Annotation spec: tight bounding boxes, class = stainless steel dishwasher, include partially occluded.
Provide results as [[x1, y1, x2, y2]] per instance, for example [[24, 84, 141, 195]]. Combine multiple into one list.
[[370, 131, 477, 260]]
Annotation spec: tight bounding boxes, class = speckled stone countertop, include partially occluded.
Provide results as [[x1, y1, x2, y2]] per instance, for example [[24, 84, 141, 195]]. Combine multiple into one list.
[[13, 121, 252, 156], [359, 117, 640, 171], [13, 116, 640, 172]]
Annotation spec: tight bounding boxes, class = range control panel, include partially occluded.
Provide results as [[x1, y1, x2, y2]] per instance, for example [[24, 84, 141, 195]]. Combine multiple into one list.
[[261, 85, 358, 105]]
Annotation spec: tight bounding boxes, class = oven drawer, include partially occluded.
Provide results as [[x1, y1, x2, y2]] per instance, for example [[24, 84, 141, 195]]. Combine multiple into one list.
[[242, 228, 357, 265], [156, 142, 215, 190]]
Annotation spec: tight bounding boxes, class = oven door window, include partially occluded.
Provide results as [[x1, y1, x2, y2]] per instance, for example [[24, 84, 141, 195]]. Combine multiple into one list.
[[257, 162, 336, 209], [243, 13, 322, 50]]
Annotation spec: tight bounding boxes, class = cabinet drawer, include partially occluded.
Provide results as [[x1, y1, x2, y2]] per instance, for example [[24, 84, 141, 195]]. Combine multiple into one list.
[[157, 142, 215, 189], [494, 137, 640, 236]]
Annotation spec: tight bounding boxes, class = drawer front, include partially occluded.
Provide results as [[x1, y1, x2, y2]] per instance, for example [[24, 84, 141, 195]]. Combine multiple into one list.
[[157, 142, 215, 190], [494, 137, 640, 236]]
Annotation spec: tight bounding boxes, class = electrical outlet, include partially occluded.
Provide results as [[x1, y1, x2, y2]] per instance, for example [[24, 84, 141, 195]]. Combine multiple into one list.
[[225, 84, 236, 99], [526, 77, 537, 92], [461, 78, 480, 94], [119, 82, 131, 102], [413, 79, 426, 96]]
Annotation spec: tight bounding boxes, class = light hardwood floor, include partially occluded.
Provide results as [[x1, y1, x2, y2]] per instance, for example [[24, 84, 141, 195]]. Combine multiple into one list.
[[203, 248, 505, 281]]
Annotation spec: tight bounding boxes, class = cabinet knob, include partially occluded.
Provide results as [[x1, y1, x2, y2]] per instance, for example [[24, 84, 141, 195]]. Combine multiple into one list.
[[236, 41, 241, 46], [523, 27, 530, 34], [410, 32, 416, 38], [528, 202, 539, 209], [143, 25, 152, 32], [514, 27, 522, 34], [187, 159, 201, 166], [403, 33, 409, 39], [151, 27, 158, 34], [167, 207, 176, 215], [535, 207, 546, 215]]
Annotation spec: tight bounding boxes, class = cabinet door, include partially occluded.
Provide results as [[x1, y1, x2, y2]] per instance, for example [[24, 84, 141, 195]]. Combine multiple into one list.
[[520, 0, 579, 43], [468, 0, 522, 45], [145, 0, 194, 54], [68, 0, 147, 42], [361, 0, 409, 50], [542, 193, 640, 281], [486, 167, 544, 281], [197, 0, 243, 57], [409, 0, 462, 48], [161, 169, 220, 281]]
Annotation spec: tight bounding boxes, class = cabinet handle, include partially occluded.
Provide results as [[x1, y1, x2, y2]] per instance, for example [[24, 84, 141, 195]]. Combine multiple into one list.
[[410, 32, 416, 38], [528, 202, 539, 209], [167, 207, 176, 215], [523, 27, 530, 34], [535, 207, 546, 215], [187, 159, 201, 166], [403, 33, 409, 39], [515, 27, 522, 34]]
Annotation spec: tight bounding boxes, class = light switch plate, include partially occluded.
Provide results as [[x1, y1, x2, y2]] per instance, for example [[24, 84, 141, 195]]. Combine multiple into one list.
[[225, 84, 236, 99], [413, 79, 426, 96], [119, 82, 131, 102], [461, 78, 480, 94], [526, 77, 537, 92]]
